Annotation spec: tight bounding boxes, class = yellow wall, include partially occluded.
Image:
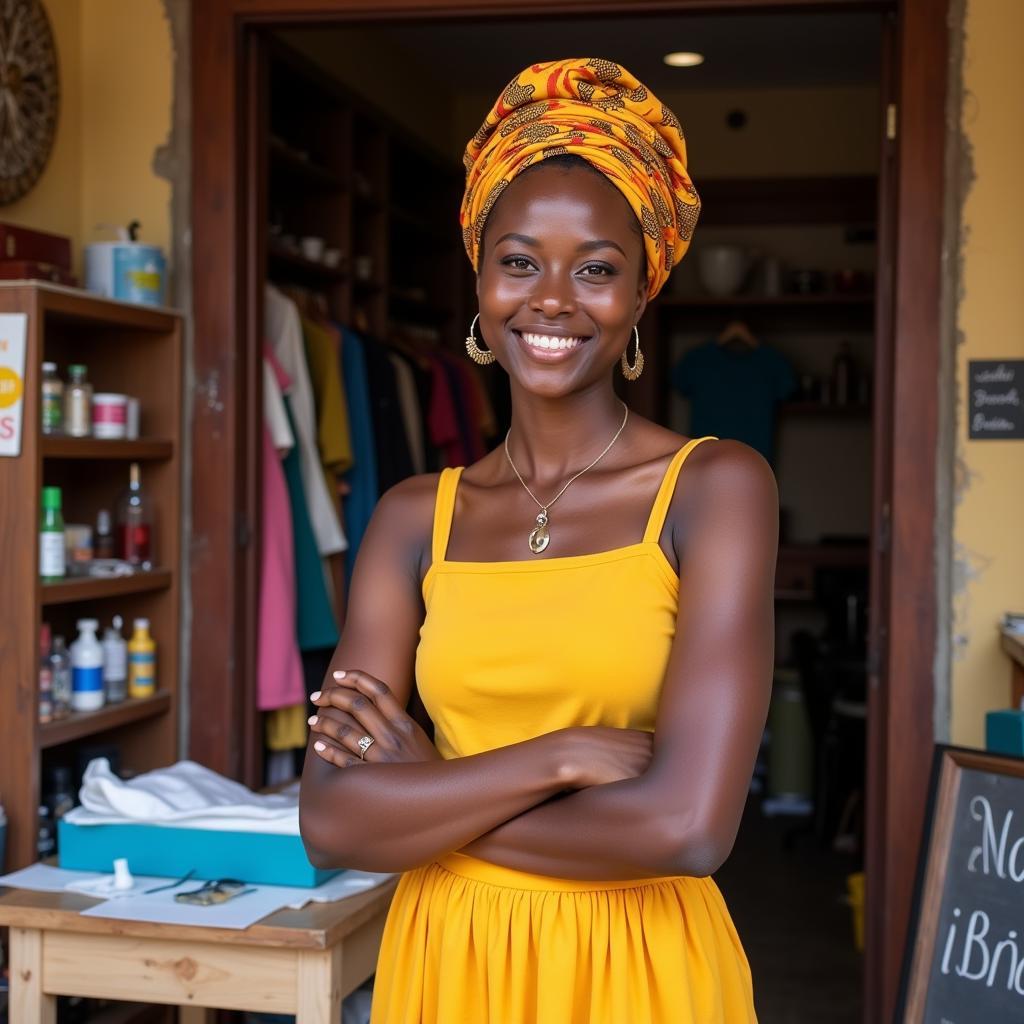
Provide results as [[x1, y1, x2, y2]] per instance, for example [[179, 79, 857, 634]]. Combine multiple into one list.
[[0, 0, 172, 272], [952, 0, 1024, 744], [1, 0, 81, 246], [79, 0, 173, 255]]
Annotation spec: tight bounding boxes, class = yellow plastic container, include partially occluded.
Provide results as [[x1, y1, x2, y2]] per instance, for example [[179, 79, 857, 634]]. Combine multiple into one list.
[[127, 617, 156, 698], [847, 872, 865, 951]]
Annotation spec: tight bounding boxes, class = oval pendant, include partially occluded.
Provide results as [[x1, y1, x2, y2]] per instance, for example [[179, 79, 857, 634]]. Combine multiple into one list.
[[528, 509, 550, 554]]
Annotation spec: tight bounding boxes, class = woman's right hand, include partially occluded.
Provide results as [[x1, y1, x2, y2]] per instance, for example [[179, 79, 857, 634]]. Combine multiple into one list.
[[553, 726, 654, 789]]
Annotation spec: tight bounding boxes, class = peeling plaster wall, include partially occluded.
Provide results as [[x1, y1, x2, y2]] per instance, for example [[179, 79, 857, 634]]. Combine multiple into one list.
[[950, 0, 1024, 746]]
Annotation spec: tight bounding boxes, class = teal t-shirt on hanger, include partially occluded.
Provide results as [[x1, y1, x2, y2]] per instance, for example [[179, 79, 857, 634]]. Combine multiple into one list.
[[672, 340, 796, 464]]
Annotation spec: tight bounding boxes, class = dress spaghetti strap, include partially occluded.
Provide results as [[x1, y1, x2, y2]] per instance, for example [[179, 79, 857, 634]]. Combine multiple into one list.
[[431, 466, 465, 565], [642, 437, 716, 544]]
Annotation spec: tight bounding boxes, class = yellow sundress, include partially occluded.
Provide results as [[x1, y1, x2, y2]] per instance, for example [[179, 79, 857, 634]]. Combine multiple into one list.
[[369, 438, 757, 1023]]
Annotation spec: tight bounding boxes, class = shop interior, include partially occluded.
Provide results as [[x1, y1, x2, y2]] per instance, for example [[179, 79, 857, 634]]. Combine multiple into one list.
[[254, 11, 883, 1021], [0, 7, 892, 1023]]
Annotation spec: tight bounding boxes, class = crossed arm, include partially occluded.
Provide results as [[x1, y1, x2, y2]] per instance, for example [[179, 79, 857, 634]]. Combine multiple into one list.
[[299, 441, 777, 880]]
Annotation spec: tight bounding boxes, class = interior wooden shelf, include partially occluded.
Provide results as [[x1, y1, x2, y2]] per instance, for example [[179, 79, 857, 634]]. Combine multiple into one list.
[[269, 138, 346, 191], [657, 293, 874, 308], [41, 437, 174, 460], [39, 691, 172, 750], [780, 401, 872, 417], [41, 569, 173, 606], [268, 243, 347, 283]]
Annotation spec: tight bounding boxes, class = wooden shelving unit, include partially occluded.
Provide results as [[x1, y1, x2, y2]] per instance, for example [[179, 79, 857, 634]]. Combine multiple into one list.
[[40, 437, 174, 460], [0, 282, 182, 871], [264, 39, 468, 341]]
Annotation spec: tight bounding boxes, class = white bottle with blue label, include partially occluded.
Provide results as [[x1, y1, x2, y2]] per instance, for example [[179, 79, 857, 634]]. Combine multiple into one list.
[[71, 619, 105, 712]]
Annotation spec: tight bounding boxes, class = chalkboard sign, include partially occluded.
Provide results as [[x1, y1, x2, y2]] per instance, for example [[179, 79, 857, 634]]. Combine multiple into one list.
[[968, 360, 1024, 439], [899, 746, 1024, 1023]]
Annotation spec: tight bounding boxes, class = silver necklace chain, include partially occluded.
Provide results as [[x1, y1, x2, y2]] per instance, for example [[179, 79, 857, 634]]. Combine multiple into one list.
[[503, 399, 630, 513]]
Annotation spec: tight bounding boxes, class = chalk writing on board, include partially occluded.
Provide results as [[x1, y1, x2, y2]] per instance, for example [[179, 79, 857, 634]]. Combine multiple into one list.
[[923, 770, 1024, 1020], [968, 360, 1024, 440]]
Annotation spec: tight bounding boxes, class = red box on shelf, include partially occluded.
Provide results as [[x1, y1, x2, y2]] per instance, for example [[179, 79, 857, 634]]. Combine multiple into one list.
[[0, 260, 78, 286], [0, 223, 72, 269]]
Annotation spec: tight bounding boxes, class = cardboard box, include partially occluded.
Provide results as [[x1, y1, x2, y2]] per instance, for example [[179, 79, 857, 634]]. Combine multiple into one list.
[[58, 818, 341, 888]]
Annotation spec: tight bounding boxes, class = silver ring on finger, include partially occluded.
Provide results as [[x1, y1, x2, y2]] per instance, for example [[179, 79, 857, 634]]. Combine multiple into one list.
[[357, 735, 375, 760]]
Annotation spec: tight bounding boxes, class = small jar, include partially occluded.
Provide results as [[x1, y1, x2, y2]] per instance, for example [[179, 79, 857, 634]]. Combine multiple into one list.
[[40, 361, 63, 434], [92, 393, 128, 439], [64, 364, 93, 437]]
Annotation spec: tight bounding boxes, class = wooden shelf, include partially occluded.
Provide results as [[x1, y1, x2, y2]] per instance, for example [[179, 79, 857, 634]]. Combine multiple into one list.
[[41, 569, 172, 606], [390, 206, 456, 248], [269, 138, 346, 192], [696, 176, 877, 226], [41, 437, 173, 460], [658, 293, 874, 309], [267, 243, 347, 284], [780, 401, 872, 417], [39, 691, 172, 749]]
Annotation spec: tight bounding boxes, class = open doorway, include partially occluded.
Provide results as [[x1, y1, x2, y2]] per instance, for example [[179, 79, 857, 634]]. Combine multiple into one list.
[[191, 1, 948, 1020]]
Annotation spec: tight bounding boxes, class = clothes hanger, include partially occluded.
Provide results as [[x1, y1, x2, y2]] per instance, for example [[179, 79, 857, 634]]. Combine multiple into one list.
[[717, 318, 760, 349]]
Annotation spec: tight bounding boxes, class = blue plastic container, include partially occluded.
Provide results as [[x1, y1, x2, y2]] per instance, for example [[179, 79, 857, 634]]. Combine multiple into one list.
[[84, 242, 166, 307], [58, 818, 340, 887]]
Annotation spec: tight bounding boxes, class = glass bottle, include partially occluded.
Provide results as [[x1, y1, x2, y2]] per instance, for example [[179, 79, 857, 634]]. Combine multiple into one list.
[[39, 623, 54, 725], [40, 361, 63, 434], [94, 508, 115, 559], [39, 486, 66, 580], [50, 635, 72, 718], [116, 462, 152, 566], [64, 364, 93, 437]]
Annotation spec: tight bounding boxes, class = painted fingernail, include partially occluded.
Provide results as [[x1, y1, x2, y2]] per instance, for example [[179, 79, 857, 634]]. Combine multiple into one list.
[[333, 670, 347, 679], [308, 715, 318, 726], [310, 691, 321, 701], [314, 741, 326, 752]]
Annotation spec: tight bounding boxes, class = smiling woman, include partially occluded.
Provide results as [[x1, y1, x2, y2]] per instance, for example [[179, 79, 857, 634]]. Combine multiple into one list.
[[299, 56, 777, 1024]]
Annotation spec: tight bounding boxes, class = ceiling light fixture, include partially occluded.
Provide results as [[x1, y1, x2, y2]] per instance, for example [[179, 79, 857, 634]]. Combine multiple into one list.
[[663, 52, 705, 68]]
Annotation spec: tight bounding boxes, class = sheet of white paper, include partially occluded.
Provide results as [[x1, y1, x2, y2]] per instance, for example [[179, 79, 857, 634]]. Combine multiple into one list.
[[78, 870, 395, 929], [80, 888, 288, 930], [0, 863, 171, 895]]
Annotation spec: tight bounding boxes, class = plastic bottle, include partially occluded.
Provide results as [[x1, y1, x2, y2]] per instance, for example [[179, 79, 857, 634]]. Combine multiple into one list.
[[39, 486, 66, 580], [94, 508, 115, 559], [117, 462, 152, 566], [39, 623, 54, 725], [831, 341, 856, 407], [128, 618, 156, 698], [102, 615, 128, 703], [47, 766, 76, 825], [37, 804, 55, 859], [70, 618, 105, 712], [40, 361, 63, 434], [64, 364, 93, 437], [50, 635, 72, 717]]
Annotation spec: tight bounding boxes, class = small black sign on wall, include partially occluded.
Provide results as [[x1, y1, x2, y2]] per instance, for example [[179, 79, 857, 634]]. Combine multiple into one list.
[[968, 360, 1024, 439]]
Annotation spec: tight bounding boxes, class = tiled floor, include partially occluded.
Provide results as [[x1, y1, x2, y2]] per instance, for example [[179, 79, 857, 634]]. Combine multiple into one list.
[[715, 802, 863, 1024]]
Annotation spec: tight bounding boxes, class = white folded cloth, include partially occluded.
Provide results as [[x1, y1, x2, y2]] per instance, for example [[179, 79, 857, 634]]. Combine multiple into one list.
[[63, 758, 300, 835]]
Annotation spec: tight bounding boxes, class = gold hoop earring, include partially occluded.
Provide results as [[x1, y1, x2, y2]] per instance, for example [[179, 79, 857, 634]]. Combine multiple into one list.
[[465, 313, 495, 365], [621, 325, 644, 381]]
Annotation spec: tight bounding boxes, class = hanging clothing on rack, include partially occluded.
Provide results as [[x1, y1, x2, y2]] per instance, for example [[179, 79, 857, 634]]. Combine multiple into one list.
[[672, 333, 795, 464], [389, 351, 427, 475], [257, 356, 304, 714], [301, 315, 354, 488], [339, 326, 379, 584], [362, 337, 415, 492], [265, 284, 347, 555], [264, 346, 340, 653]]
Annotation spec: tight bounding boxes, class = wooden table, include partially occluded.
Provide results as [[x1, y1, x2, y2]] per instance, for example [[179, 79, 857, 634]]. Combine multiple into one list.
[[0, 878, 397, 1022], [1002, 629, 1024, 708]]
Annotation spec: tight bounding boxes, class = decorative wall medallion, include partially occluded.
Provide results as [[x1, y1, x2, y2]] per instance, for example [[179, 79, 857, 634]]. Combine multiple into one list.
[[0, 0, 59, 205]]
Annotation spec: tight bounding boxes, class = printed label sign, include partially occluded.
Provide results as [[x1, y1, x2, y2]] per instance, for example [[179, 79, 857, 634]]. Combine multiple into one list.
[[0, 312, 28, 456], [968, 360, 1024, 440]]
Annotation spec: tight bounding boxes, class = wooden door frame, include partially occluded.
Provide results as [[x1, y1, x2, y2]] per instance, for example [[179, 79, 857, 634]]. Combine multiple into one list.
[[191, 1, 948, 1019]]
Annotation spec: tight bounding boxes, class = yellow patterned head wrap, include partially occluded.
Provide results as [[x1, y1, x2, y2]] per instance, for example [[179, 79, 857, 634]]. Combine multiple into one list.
[[461, 58, 700, 300]]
